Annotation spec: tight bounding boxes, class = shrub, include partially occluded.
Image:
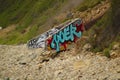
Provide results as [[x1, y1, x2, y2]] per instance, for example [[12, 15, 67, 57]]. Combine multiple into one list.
[[103, 48, 110, 58]]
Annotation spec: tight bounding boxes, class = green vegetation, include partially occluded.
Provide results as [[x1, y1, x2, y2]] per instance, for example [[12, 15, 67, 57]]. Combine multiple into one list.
[[77, 0, 105, 12], [85, 12, 109, 52], [0, 0, 108, 44], [0, 0, 109, 45], [103, 48, 110, 58], [0, 0, 65, 28], [85, 0, 120, 56], [93, 0, 120, 50], [0, 0, 67, 44]]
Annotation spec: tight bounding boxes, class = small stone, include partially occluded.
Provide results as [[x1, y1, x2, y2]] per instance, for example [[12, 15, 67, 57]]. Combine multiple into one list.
[[66, 12, 73, 19], [78, 75, 82, 78], [117, 71, 120, 73], [19, 62, 27, 65], [37, 64, 42, 70], [113, 44, 120, 50], [103, 77, 108, 80], [40, 58, 49, 63], [96, 9, 100, 14], [90, 53, 94, 56], [82, 43, 92, 51]]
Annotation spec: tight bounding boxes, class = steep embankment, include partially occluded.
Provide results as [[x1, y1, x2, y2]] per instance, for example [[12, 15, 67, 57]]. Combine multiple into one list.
[[94, 0, 120, 50]]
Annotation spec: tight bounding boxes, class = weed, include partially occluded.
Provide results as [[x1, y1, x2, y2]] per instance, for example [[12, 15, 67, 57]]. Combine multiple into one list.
[[103, 48, 110, 58]]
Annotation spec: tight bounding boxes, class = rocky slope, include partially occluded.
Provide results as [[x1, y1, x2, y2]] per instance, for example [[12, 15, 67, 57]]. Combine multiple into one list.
[[0, 44, 120, 80]]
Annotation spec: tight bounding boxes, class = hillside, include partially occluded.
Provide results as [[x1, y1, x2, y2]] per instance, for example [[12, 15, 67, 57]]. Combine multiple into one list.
[[0, 0, 120, 80], [85, 0, 120, 53], [0, 0, 83, 44], [0, 0, 108, 44], [95, 0, 120, 49]]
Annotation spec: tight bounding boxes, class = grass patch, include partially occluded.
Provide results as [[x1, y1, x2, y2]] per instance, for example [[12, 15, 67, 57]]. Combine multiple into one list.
[[0, 0, 67, 44], [77, 0, 105, 12], [103, 48, 110, 58]]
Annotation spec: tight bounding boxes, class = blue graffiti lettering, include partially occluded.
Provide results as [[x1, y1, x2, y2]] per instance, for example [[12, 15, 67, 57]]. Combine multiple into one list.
[[51, 24, 82, 52]]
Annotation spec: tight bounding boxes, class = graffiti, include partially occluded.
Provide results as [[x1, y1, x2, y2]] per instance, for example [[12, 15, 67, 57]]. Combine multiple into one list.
[[50, 24, 82, 51], [46, 18, 84, 52], [27, 18, 84, 52], [27, 28, 59, 48]]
